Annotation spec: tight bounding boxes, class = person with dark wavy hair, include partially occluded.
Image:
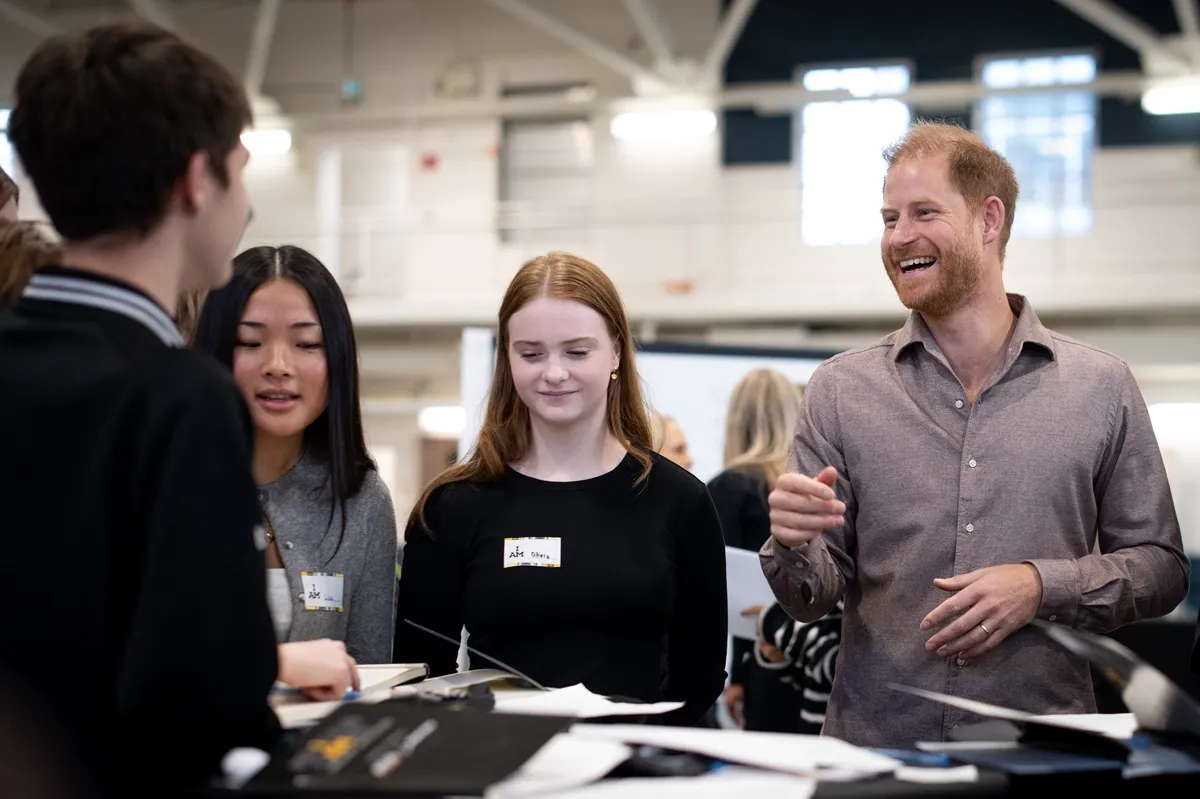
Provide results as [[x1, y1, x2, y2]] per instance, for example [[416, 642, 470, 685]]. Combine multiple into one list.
[[193, 245, 398, 664]]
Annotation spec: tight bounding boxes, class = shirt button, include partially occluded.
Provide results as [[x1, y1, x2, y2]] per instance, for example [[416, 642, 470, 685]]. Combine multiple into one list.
[[955, 400, 964, 409], [285, 541, 294, 550], [956, 657, 967, 667], [968, 459, 977, 468], [1049, 615, 1057, 622], [965, 523, 975, 533]]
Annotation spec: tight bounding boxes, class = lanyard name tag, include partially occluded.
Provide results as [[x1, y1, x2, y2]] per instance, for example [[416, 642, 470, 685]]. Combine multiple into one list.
[[301, 572, 345, 611], [503, 537, 562, 568]]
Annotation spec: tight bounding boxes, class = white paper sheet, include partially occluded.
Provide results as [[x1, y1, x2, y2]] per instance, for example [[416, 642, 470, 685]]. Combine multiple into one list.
[[895, 765, 980, 784], [890, 683, 1141, 741], [1029, 712, 1138, 739], [493, 684, 684, 718], [484, 732, 633, 798], [725, 546, 778, 640], [571, 724, 900, 777], [508, 770, 818, 799]]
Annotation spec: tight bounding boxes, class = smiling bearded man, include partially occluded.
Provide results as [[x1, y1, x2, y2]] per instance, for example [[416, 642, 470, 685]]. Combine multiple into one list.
[[757, 121, 1189, 748]]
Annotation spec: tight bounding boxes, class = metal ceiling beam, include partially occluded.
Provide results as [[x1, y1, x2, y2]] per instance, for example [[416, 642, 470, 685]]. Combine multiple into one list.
[[700, 0, 760, 86], [621, 0, 675, 67], [244, 0, 282, 99], [0, 0, 61, 38], [288, 69, 1152, 129], [1053, 0, 1193, 73], [1172, 0, 1200, 37], [479, 0, 662, 86]]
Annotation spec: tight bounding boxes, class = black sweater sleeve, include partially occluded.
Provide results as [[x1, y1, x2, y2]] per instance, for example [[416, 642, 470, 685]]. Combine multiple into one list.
[[119, 371, 280, 783], [393, 488, 468, 676], [661, 488, 729, 725]]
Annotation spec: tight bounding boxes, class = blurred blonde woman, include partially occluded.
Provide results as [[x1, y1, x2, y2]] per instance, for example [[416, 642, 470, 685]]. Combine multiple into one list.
[[0, 221, 61, 311], [650, 411, 694, 471], [707, 369, 841, 733]]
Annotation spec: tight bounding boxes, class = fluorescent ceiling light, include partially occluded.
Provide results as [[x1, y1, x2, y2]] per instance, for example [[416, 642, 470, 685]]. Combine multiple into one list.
[[418, 405, 466, 438], [609, 109, 717, 141], [241, 128, 293, 155], [1141, 85, 1200, 115]]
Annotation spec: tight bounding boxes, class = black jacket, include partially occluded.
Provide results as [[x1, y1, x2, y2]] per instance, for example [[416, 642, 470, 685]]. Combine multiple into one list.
[[0, 267, 279, 795]]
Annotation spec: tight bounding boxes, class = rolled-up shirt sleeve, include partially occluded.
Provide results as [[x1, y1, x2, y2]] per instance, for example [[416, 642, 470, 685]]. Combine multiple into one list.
[[1026, 364, 1189, 631], [760, 366, 855, 623]]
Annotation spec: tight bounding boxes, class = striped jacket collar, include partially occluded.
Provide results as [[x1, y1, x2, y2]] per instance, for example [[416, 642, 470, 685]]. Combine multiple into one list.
[[22, 266, 184, 347]]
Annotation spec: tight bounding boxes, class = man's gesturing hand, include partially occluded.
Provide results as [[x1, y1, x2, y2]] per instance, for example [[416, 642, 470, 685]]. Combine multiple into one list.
[[767, 466, 846, 548], [920, 564, 1043, 660]]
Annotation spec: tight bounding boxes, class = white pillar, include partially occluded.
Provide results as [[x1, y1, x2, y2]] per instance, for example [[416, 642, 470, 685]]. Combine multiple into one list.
[[314, 145, 343, 281]]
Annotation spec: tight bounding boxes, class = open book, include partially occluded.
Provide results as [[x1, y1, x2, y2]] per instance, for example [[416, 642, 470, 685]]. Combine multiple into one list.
[[272, 663, 429, 729]]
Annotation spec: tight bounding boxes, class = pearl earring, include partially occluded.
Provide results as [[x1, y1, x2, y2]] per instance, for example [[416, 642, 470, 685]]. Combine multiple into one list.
[[610, 371, 617, 381]]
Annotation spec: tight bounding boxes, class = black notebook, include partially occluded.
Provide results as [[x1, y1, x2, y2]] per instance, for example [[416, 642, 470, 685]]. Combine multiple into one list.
[[244, 700, 572, 795]]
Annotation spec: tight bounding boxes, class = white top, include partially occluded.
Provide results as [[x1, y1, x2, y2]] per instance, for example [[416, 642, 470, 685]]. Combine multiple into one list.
[[266, 567, 292, 642]]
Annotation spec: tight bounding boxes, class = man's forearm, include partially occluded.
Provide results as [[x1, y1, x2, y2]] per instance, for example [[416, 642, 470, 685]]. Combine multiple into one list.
[[759, 536, 846, 623]]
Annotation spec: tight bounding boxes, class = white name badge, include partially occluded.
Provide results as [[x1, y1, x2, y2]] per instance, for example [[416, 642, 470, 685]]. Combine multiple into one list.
[[503, 537, 562, 568], [301, 571, 345, 612]]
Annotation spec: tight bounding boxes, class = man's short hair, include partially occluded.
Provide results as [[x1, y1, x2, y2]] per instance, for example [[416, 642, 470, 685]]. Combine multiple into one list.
[[7, 20, 252, 242], [0, 166, 17, 209], [883, 121, 1020, 260]]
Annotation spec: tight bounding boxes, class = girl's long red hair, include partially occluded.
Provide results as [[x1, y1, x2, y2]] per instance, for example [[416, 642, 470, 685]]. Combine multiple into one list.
[[408, 251, 654, 535]]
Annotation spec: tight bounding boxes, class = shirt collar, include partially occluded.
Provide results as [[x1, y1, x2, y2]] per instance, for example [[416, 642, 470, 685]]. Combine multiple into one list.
[[891, 293, 1056, 363], [22, 266, 184, 348]]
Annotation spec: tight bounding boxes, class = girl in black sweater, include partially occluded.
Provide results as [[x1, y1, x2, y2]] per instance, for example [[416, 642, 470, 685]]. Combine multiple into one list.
[[394, 251, 728, 726]]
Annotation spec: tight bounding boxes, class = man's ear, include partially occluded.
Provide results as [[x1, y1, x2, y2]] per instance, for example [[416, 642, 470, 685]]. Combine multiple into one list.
[[178, 152, 211, 215], [981, 196, 1005, 247]]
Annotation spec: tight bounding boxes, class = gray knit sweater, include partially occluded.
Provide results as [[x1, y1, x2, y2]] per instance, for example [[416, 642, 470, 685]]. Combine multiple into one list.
[[259, 450, 398, 663]]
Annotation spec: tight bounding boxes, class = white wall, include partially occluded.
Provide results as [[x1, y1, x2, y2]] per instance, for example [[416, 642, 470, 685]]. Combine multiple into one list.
[[4, 0, 1198, 326], [239, 116, 1200, 328]]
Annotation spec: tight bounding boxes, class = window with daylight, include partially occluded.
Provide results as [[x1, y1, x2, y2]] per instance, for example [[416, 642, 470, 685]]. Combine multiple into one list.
[[795, 64, 912, 246], [976, 53, 1097, 238], [0, 109, 13, 181]]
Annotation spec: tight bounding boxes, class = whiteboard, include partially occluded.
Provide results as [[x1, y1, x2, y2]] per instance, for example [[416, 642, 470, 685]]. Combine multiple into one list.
[[636, 343, 833, 483], [457, 328, 836, 484]]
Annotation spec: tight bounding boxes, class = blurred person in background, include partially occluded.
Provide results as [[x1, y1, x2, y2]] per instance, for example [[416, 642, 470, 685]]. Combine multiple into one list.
[[709, 370, 841, 732], [0, 221, 60, 310], [651, 410, 694, 471], [175, 286, 207, 343], [0, 165, 19, 221], [193, 245, 398, 665]]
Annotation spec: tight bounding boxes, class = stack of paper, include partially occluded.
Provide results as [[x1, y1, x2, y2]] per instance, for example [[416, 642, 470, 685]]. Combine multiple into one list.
[[493, 684, 684, 719], [485, 732, 633, 798], [725, 546, 777, 640], [571, 724, 900, 779]]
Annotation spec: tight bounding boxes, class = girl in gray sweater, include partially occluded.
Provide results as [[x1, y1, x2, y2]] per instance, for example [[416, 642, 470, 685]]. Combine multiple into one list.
[[193, 245, 398, 664]]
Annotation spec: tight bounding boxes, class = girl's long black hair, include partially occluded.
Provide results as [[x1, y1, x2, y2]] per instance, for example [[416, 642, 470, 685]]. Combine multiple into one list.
[[192, 244, 375, 548]]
